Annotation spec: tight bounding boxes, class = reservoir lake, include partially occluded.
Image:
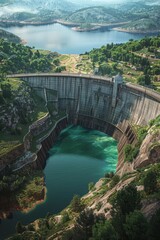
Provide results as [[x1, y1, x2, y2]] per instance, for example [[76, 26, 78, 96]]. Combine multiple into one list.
[[0, 125, 118, 239], [3, 23, 155, 54]]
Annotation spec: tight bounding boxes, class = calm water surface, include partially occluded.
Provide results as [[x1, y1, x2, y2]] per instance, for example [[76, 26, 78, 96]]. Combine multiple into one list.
[[0, 125, 118, 239], [3, 23, 155, 53]]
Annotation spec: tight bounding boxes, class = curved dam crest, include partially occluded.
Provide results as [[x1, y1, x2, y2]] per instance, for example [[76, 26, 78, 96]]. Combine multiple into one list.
[[8, 73, 160, 175]]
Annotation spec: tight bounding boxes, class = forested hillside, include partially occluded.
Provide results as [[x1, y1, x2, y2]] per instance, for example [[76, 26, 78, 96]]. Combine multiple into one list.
[[64, 6, 130, 24], [87, 36, 160, 89], [0, 39, 52, 74]]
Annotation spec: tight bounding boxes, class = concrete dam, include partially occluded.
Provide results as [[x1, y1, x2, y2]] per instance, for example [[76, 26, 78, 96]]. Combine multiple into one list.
[[9, 73, 160, 175]]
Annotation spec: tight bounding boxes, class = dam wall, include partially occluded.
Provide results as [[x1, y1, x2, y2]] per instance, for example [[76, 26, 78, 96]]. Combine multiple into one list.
[[8, 74, 160, 175], [12, 73, 160, 126]]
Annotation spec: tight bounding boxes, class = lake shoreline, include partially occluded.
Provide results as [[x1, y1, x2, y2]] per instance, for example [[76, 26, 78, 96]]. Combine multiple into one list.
[[0, 187, 46, 221], [113, 27, 160, 34], [1, 20, 159, 34]]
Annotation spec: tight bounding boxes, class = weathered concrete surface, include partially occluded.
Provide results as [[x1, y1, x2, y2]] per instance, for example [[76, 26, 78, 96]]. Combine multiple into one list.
[[8, 74, 160, 174], [9, 73, 160, 126]]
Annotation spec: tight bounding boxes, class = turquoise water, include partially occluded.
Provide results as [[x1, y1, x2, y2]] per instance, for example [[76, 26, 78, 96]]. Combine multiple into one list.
[[2, 23, 155, 54], [0, 125, 118, 239], [44, 125, 118, 212]]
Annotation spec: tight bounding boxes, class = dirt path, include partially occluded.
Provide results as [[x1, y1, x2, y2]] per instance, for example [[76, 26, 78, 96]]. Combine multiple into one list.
[[60, 54, 80, 73]]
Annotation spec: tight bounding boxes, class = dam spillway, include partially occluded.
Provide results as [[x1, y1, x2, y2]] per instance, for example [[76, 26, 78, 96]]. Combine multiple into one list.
[[8, 73, 160, 175]]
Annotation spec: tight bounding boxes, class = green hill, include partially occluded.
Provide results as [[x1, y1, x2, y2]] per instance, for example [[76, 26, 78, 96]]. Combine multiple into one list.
[[65, 6, 130, 24], [0, 29, 21, 43]]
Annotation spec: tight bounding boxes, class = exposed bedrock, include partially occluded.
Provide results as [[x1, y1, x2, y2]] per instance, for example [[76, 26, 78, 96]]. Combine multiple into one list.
[[8, 73, 160, 175]]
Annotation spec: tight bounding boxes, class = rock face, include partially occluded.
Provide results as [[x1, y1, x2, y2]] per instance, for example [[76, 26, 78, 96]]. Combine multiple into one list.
[[0, 144, 25, 170], [134, 129, 160, 169], [0, 83, 34, 133]]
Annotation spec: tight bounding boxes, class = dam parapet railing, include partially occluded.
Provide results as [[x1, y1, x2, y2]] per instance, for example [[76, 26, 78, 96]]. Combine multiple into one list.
[[8, 73, 160, 102], [7, 73, 113, 83], [125, 82, 160, 102]]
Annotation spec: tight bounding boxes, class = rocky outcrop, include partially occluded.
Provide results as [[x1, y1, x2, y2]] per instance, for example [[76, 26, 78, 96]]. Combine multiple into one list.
[[0, 84, 34, 133], [141, 199, 160, 220], [134, 129, 160, 169], [0, 144, 25, 171], [23, 113, 52, 151]]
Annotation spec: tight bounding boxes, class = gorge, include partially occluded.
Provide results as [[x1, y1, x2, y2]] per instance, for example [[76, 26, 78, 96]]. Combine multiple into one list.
[[8, 73, 160, 175], [1, 72, 160, 239]]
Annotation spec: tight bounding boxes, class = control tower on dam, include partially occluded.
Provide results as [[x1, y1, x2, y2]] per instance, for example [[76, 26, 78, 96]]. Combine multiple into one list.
[[8, 73, 160, 175]]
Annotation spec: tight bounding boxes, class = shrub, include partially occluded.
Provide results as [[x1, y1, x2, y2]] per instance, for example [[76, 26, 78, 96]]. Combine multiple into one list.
[[92, 220, 117, 240], [88, 182, 95, 191], [16, 221, 25, 234], [148, 209, 160, 240], [124, 210, 148, 240], [143, 170, 157, 195], [70, 195, 84, 213], [110, 175, 120, 188], [61, 211, 70, 224], [112, 185, 141, 216]]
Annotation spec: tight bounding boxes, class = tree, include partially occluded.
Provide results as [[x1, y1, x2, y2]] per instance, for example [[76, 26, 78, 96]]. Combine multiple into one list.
[[61, 211, 70, 224], [74, 208, 95, 239], [70, 195, 84, 213], [88, 182, 94, 191], [148, 209, 160, 240], [92, 220, 117, 240], [16, 221, 25, 234], [110, 175, 120, 188], [144, 170, 157, 195], [0, 93, 4, 104], [137, 74, 151, 86], [99, 63, 112, 75], [112, 185, 141, 216], [124, 210, 148, 240], [1, 83, 12, 99]]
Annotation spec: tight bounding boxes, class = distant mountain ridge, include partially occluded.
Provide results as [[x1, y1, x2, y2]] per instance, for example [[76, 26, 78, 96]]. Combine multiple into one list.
[[0, 0, 160, 33], [65, 6, 130, 24]]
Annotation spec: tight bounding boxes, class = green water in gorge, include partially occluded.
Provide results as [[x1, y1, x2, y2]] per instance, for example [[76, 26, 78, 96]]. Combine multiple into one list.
[[44, 125, 118, 213], [0, 125, 118, 239]]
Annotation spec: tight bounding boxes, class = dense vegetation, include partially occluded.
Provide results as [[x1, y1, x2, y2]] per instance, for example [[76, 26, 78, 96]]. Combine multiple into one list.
[[64, 6, 130, 24], [0, 171, 45, 214], [0, 38, 68, 77], [87, 36, 160, 88], [0, 39, 52, 74]]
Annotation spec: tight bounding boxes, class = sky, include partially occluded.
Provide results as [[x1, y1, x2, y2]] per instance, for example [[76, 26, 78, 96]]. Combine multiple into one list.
[[71, 0, 128, 3]]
